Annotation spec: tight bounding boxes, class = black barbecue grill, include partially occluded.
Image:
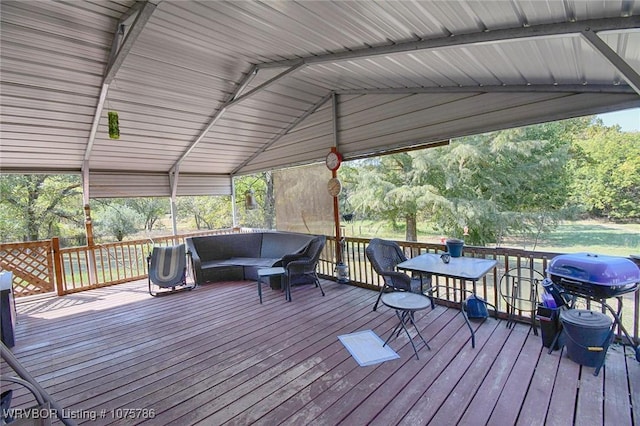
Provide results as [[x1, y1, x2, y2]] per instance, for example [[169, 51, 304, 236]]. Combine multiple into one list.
[[547, 252, 640, 364]]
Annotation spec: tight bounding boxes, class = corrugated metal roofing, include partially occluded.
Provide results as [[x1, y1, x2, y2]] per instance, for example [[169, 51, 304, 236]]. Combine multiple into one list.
[[1, 0, 639, 197]]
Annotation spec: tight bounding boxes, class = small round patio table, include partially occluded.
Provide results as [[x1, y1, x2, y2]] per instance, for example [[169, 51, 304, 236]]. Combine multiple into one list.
[[381, 292, 432, 360]]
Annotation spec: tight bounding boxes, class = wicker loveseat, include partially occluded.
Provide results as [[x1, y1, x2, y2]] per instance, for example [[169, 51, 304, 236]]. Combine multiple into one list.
[[185, 231, 316, 285]]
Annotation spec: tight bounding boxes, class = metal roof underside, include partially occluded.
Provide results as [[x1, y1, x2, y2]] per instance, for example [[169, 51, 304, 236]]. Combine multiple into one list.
[[1, 0, 639, 197]]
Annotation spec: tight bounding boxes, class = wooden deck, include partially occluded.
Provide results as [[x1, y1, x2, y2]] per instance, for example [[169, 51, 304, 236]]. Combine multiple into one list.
[[2, 279, 639, 425]]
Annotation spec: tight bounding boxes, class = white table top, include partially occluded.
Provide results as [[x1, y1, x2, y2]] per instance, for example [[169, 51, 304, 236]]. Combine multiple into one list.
[[381, 292, 432, 311], [398, 253, 497, 281]]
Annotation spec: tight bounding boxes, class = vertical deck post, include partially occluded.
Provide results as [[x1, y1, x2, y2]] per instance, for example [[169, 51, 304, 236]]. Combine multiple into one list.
[[52, 237, 64, 296], [84, 204, 97, 286], [331, 93, 342, 264]]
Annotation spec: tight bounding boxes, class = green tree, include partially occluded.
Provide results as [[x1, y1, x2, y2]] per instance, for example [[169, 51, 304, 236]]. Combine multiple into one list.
[[177, 196, 232, 230], [126, 198, 169, 231], [570, 124, 640, 219], [234, 172, 274, 229], [427, 124, 575, 245], [344, 155, 422, 241], [94, 204, 142, 241], [0, 174, 82, 242], [345, 119, 582, 244]]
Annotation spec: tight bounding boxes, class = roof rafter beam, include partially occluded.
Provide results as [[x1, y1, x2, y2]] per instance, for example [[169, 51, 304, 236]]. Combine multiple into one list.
[[336, 84, 637, 95], [232, 92, 333, 175], [257, 16, 640, 69], [172, 63, 305, 171], [103, 1, 157, 85], [83, 1, 157, 165], [226, 63, 304, 108], [581, 29, 640, 95], [170, 66, 258, 172]]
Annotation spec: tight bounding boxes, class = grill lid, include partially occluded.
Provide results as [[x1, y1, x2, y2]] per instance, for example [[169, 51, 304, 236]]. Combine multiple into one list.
[[547, 253, 640, 287]]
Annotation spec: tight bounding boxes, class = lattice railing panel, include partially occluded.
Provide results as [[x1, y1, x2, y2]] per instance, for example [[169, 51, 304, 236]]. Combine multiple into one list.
[[0, 240, 55, 296]]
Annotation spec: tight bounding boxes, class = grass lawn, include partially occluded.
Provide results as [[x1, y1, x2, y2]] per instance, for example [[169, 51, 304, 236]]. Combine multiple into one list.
[[523, 219, 640, 256], [343, 219, 640, 257]]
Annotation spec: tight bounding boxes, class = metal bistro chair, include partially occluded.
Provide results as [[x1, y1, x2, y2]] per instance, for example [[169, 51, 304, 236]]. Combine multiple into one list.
[[499, 266, 544, 333], [366, 238, 431, 312]]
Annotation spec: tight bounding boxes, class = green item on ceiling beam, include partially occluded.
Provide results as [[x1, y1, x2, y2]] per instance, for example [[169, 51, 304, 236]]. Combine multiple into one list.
[[108, 111, 120, 139]]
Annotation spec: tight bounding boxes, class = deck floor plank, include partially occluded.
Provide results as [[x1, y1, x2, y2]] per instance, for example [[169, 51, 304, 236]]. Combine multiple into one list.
[[546, 348, 581, 426], [628, 349, 640, 425], [487, 329, 543, 425], [42, 285, 322, 407], [515, 341, 562, 426], [603, 345, 633, 426], [455, 322, 530, 425], [426, 318, 513, 426], [575, 362, 605, 425], [391, 316, 501, 426], [339, 309, 462, 425], [102, 285, 369, 425], [226, 307, 445, 425], [311, 308, 463, 426], [2, 279, 637, 426], [187, 293, 392, 425]]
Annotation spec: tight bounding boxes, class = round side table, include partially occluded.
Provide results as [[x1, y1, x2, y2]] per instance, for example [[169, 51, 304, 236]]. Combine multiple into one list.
[[381, 291, 432, 359]]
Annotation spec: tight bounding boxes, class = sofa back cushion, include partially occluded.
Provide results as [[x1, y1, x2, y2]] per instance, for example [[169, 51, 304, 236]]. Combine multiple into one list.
[[261, 232, 314, 259], [190, 233, 262, 260]]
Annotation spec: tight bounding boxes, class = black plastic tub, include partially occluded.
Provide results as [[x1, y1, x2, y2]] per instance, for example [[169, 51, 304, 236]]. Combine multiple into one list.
[[560, 309, 612, 368]]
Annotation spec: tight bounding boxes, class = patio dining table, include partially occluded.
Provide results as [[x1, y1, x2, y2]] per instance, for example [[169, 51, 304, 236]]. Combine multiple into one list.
[[397, 253, 498, 348]]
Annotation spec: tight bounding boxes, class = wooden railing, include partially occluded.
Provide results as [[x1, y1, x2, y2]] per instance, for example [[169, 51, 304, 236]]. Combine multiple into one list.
[[2, 232, 638, 343], [324, 236, 639, 345], [57, 228, 244, 294], [0, 229, 243, 296]]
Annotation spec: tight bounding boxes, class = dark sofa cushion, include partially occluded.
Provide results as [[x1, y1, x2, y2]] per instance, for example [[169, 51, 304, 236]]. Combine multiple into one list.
[[192, 233, 262, 259], [186, 231, 316, 284], [199, 264, 244, 282], [261, 232, 312, 259]]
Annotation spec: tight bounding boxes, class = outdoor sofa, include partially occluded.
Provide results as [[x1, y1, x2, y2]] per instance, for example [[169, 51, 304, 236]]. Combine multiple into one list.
[[185, 231, 316, 285]]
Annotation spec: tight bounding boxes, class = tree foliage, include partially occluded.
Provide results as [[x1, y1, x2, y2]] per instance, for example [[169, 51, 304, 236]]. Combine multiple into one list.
[[344, 119, 584, 244], [127, 198, 169, 231], [94, 203, 142, 242], [570, 124, 640, 219], [177, 196, 232, 230], [233, 172, 274, 229], [343, 155, 422, 241], [88, 197, 169, 242], [0, 174, 82, 241]]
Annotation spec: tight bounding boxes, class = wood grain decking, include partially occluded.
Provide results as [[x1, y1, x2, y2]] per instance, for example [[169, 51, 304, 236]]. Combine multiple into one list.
[[2, 279, 639, 425]]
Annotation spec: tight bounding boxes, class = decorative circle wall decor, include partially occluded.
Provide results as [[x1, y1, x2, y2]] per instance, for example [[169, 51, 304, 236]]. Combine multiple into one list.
[[327, 177, 342, 197]]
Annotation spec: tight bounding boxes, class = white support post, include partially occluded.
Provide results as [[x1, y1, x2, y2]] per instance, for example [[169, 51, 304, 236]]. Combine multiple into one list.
[[231, 177, 238, 228], [169, 168, 179, 236]]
